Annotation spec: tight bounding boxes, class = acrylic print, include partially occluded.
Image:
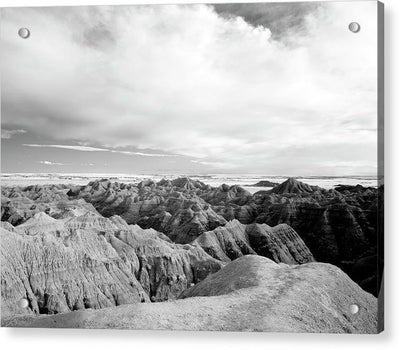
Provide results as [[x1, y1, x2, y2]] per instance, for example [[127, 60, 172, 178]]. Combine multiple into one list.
[[0, 1, 383, 333]]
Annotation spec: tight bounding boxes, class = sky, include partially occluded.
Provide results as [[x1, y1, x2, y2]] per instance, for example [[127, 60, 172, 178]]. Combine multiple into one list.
[[1, 1, 378, 175]]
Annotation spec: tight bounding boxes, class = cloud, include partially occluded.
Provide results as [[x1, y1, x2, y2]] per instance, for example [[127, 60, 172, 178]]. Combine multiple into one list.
[[110, 150, 176, 157], [38, 160, 65, 165], [1, 129, 26, 139], [24, 144, 109, 152], [1, 3, 378, 175], [190, 159, 236, 169], [213, 2, 320, 42], [23, 144, 176, 157]]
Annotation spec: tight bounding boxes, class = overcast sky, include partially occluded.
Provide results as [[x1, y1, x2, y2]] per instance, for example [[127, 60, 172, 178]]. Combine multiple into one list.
[[1, 2, 378, 175]]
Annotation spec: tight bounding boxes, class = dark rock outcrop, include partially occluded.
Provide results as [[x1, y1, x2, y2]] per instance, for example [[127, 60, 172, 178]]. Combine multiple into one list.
[[248, 180, 279, 187], [267, 177, 326, 194], [249, 182, 381, 295]]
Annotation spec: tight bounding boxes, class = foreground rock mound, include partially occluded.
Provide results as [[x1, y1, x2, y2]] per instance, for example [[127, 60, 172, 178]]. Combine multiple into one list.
[[5, 256, 379, 333]]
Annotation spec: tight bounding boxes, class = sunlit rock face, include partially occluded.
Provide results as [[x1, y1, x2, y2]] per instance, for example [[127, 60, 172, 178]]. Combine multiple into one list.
[[193, 219, 315, 264], [0, 209, 223, 318]]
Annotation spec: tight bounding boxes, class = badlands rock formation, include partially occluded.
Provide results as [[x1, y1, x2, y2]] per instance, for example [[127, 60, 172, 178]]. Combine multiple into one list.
[[266, 177, 330, 194], [60, 177, 383, 295], [193, 219, 314, 264], [1, 176, 381, 331], [1, 184, 96, 225], [248, 180, 279, 187], [1, 209, 222, 320], [251, 179, 382, 296], [4, 256, 378, 333], [1, 177, 382, 296], [68, 178, 228, 244]]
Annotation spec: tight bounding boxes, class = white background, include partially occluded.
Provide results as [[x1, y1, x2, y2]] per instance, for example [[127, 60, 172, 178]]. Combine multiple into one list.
[[0, 0, 398, 349]]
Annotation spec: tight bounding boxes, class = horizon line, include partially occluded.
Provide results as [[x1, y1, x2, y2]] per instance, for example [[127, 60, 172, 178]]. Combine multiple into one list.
[[0, 172, 379, 178]]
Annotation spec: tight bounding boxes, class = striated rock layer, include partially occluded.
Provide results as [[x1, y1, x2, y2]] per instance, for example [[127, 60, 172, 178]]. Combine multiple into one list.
[[67, 178, 228, 244], [193, 219, 314, 264], [250, 179, 382, 296], [4, 256, 379, 333], [1, 210, 222, 319], [1, 176, 382, 297]]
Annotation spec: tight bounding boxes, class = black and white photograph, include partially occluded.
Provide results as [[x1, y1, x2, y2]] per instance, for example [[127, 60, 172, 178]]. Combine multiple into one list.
[[1, 1, 383, 333]]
